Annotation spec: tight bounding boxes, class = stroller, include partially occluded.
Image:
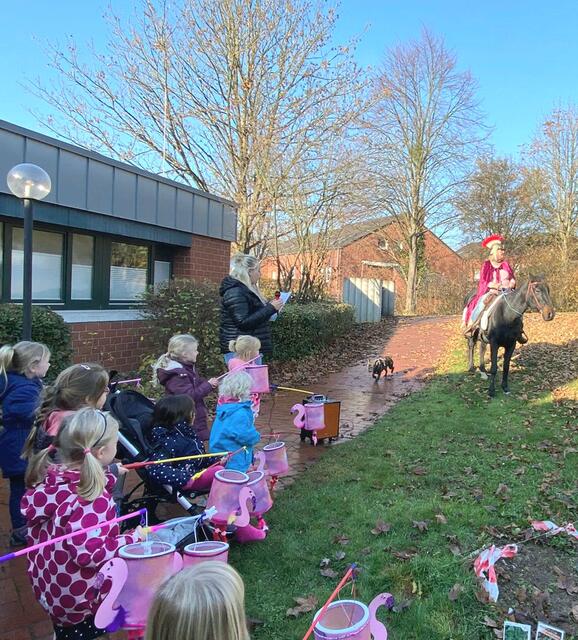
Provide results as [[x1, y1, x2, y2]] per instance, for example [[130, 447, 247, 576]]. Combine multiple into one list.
[[106, 389, 211, 535]]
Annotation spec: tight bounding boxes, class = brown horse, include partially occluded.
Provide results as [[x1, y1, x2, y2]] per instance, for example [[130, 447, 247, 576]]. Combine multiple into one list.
[[465, 277, 555, 397]]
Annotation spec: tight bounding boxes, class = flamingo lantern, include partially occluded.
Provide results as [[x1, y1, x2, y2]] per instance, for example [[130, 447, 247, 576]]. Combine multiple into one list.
[[228, 486, 256, 528], [94, 558, 128, 632]]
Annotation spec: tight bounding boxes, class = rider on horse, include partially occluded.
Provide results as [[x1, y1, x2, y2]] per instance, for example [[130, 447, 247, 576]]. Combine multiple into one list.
[[463, 234, 528, 344]]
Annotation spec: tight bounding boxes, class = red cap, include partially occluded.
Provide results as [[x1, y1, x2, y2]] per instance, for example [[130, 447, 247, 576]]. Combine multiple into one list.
[[481, 234, 504, 249]]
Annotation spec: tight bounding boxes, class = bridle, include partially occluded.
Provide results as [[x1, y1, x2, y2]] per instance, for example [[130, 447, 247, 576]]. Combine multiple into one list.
[[502, 281, 546, 317], [525, 280, 548, 312]]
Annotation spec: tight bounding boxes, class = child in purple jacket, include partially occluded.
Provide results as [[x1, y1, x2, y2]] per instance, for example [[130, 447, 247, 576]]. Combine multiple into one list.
[[154, 334, 218, 441]]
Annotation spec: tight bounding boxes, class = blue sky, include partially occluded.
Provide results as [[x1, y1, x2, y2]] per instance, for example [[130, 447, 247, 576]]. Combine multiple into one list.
[[2, 0, 577, 158]]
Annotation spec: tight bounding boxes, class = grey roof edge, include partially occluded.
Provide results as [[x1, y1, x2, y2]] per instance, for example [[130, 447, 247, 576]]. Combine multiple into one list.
[[0, 119, 237, 210]]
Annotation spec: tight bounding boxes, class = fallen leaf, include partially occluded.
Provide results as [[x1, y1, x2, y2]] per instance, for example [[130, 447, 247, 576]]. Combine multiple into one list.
[[359, 547, 372, 556], [319, 558, 330, 568], [246, 617, 265, 631], [482, 615, 499, 628], [392, 548, 418, 561], [286, 594, 318, 618], [412, 466, 427, 476], [334, 551, 346, 561], [448, 583, 464, 601], [333, 534, 350, 546], [495, 483, 510, 500], [572, 604, 578, 621], [320, 567, 339, 579], [556, 573, 578, 595], [371, 520, 392, 535], [516, 586, 528, 603], [435, 514, 448, 525], [412, 520, 429, 532], [513, 467, 526, 476]]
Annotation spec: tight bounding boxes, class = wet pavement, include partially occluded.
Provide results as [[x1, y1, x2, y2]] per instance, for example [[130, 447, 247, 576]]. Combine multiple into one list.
[[0, 315, 455, 640], [256, 316, 454, 483]]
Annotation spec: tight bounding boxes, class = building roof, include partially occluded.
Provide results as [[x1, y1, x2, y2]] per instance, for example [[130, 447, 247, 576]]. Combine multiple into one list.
[[0, 120, 237, 243], [276, 216, 393, 254]]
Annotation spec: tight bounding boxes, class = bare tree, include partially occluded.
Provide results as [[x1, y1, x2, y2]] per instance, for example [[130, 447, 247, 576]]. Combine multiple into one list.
[[454, 155, 539, 247], [274, 145, 367, 301], [31, 0, 367, 255], [363, 30, 487, 314], [527, 105, 578, 268]]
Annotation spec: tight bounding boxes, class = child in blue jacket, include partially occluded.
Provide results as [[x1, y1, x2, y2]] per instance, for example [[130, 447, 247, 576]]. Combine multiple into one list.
[[209, 371, 265, 543], [0, 341, 51, 546], [210, 371, 261, 473]]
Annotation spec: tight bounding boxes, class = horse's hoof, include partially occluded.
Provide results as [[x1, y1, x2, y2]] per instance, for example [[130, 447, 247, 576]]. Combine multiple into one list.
[[479, 371, 488, 380], [468, 366, 475, 373], [502, 388, 510, 395]]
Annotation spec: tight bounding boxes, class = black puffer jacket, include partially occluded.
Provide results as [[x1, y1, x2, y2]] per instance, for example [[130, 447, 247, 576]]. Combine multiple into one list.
[[219, 276, 276, 353]]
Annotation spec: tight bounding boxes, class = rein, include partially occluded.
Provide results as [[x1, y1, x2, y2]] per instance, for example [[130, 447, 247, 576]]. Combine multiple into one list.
[[502, 281, 544, 318]]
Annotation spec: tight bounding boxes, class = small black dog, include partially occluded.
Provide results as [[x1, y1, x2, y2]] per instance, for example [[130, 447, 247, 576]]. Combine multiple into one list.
[[368, 357, 395, 381]]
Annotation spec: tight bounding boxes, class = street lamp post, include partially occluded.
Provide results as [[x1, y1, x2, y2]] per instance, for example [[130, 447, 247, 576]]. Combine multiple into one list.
[[6, 164, 52, 341]]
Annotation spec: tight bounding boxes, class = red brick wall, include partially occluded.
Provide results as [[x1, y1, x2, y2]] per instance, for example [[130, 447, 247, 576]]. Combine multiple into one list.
[[261, 223, 464, 310], [172, 234, 231, 281], [70, 320, 151, 372], [69, 234, 232, 371]]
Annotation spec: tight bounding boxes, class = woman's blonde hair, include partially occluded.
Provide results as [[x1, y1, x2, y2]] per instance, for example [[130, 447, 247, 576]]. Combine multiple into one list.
[[228, 335, 261, 360], [230, 253, 266, 302], [152, 334, 199, 383], [219, 371, 252, 402], [145, 562, 249, 640], [0, 341, 50, 382], [22, 363, 109, 460], [25, 408, 119, 500]]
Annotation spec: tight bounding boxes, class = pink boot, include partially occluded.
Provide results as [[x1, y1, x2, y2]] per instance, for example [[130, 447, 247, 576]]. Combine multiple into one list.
[[235, 523, 267, 543]]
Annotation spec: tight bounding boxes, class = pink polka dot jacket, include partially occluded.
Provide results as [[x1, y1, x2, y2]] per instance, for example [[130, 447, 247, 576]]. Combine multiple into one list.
[[21, 466, 140, 627]]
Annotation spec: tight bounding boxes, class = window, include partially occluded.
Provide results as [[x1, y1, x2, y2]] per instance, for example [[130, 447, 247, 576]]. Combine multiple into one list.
[[154, 260, 171, 287], [378, 238, 389, 250], [0, 222, 173, 309], [71, 234, 94, 300], [11, 229, 63, 300], [110, 242, 149, 301]]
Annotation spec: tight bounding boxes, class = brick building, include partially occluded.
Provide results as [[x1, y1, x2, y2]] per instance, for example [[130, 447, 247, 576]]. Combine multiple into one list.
[[0, 120, 236, 370], [261, 217, 464, 314]]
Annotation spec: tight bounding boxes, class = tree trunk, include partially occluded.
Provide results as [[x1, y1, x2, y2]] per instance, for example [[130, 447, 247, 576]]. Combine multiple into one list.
[[404, 233, 419, 314]]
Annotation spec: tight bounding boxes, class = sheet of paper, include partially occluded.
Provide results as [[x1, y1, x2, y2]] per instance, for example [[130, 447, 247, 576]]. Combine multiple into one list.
[[270, 291, 291, 321]]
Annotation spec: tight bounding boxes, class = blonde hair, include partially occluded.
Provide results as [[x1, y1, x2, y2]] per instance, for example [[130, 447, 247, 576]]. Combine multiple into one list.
[[230, 253, 266, 302], [25, 408, 119, 500], [145, 562, 249, 640], [22, 363, 109, 460], [228, 335, 261, 361], [219, 371, 252, 402], [0, 341, 50, 382], [152, 333, 199, 384]]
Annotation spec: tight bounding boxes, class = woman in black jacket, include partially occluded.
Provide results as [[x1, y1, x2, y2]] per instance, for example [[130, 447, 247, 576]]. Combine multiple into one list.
[[219, 253, 284, 361]]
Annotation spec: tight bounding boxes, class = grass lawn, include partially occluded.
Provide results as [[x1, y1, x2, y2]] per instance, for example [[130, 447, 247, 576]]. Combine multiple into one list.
[[231, 316, 577, 639]]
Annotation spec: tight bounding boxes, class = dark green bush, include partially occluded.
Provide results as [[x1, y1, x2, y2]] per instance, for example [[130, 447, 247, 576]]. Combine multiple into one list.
[[0, 304, 72, 381], [272, 302, 355, 361], [139, 279, 223, 380]]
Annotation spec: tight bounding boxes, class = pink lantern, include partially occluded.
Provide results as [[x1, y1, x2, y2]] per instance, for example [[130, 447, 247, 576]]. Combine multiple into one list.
[[313, 594, 393, 640], [247, 470, 273, 516], [245, 365, 270, 393], [263, 441, 289, 476], [183, 540, 229, 567], [115, 541, 183, 629], [206, 469, 249, 525], [291, 403, 325, 432]]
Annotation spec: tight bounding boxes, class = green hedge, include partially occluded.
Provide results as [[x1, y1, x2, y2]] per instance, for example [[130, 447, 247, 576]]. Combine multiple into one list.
[[139, 279, 223, 380], [0, 304, 72, 381], [271, 302, 355, 361], [140, 280, 355, 374]]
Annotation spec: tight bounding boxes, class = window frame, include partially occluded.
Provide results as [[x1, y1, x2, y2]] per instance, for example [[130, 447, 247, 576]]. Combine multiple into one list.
[[0, 218, 173, 310]]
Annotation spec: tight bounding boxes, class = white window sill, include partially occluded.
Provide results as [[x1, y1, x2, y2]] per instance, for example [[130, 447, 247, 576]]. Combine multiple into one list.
[[55, 309, 145, 323]]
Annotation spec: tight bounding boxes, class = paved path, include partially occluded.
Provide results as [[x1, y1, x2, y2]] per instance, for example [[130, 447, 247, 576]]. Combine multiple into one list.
[[0, 316, 455, 640]]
